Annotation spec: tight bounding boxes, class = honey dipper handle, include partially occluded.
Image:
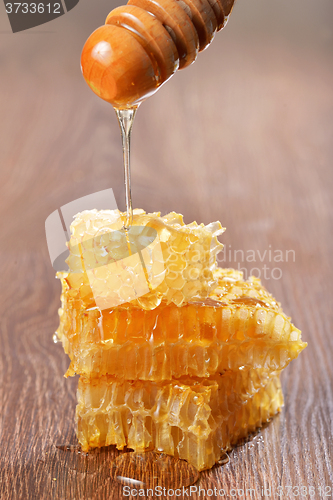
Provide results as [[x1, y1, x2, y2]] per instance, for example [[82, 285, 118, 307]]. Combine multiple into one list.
[[81, 0, 236, 108]]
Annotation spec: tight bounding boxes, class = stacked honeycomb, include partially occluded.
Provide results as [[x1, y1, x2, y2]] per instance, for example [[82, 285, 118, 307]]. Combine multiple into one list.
[[56, 209, 306, 471]]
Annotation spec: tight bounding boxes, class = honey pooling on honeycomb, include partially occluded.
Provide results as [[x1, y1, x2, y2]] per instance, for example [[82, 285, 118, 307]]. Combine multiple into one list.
[[64, 209, 224, 310], [56, 209, 306, 471]]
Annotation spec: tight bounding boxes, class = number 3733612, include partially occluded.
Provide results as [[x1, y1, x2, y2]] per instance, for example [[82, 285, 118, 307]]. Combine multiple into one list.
[[277, 485, 332, 497], [5, 3, 62, 14]]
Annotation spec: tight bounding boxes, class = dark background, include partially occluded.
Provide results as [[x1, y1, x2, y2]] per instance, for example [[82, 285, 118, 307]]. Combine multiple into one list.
[[0, 1, 332, 498]]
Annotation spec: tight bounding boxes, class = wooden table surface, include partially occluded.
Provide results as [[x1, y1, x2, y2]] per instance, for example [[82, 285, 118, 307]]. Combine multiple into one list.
[[0, 0, 332, 498]]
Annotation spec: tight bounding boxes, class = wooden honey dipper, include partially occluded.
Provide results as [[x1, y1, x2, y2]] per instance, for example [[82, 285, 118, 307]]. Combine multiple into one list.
[[81, 0, 236, 109]]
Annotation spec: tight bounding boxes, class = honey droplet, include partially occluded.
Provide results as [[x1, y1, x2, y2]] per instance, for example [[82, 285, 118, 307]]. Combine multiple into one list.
[[53, 332, 60, 344], [110, 451, 199, 489], [217, 453, 229, 466]]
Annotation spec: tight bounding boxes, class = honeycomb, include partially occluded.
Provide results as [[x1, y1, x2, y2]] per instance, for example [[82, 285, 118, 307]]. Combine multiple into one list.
[[76, 372, 283, 471], [55, 210, 306, 471], [57, 267, 306, 380], [64, 209, 224, 310]]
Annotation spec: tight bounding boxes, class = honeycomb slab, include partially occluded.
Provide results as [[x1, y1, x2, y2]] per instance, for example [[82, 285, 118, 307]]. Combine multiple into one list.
[[76, 371, 283, 470], [57, 268, 306, 380], [64, 209, 224, 310]]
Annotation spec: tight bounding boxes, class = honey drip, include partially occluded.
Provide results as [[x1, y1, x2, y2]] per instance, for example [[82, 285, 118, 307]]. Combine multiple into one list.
[[54, 444, 117, 480], [115, 107, 138, 230]]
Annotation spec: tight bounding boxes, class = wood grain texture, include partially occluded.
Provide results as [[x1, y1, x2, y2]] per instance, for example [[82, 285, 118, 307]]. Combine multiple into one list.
[[0, 0, 332, 498]]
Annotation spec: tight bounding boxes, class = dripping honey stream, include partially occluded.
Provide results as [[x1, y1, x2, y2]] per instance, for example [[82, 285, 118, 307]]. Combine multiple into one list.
[[115, 106, 138, 231]]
